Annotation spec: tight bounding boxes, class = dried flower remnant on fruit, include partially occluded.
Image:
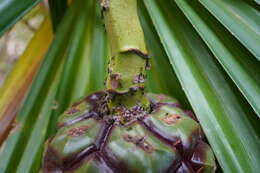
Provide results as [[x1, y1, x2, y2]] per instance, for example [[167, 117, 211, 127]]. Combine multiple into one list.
[[65, 106, 80, 114], [111, 105, 147, 125], [67, 125, 89, 137], [123, 135, 154, 153], [161, 114, 182, 125]]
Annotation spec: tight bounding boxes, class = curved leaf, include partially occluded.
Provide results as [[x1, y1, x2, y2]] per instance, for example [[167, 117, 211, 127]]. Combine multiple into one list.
[[176, 0, 260, 117], [143, 0, 260, 172], [0, 0, 41, 36], [15, 64, 62, 173], [0, 0, 81, 172], [14, 1, 98, 172], [47, 0, 99, 135], [0, 17, 53, 145], [138, 4, 190, 107], [198, 0, 260, 60]]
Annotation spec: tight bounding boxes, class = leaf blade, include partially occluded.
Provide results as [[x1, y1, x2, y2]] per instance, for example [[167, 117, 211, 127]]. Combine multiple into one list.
[[138, 3, 190, 107], [0, 0, 80, 171], [0, 0, 41, 36], [143, 0, 260, 172], [0, 17, 53, 145], [175, 0, 260, 117], [15, 63, 62, 173], [198, 0, 260, 60]]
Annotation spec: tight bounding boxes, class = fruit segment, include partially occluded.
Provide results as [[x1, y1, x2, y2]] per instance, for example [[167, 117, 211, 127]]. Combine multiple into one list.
[[42, 92, 216, 173]]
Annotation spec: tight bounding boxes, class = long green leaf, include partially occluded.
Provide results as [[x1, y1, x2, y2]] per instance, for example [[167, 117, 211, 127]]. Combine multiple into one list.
[[47, 0, 98, 136], [0, 0, 81, 172], [0, 0, 41, 36], [85, 6, 108, 94], [14, 1, 97, 172], [71, 1, 105, 99], [143, 0, 260, 172], [198, 0, 260, 60], [175, 0, 260, 117], [138, 4, 190, 107], [69, 4, 107, 101], [15, 64, 62, 173], [41, 0, 108, 139]]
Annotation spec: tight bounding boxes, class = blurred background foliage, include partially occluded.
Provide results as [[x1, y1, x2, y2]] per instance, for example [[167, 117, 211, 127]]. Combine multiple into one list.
[[0, 3, 47, 86]]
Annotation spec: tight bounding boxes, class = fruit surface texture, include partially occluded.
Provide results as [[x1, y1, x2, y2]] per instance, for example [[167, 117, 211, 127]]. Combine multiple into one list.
[[42, 91, 216, 173]]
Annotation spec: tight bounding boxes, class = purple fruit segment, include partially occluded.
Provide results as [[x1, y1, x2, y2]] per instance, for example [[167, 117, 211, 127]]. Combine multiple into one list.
[[176, 162, 195, 173], [57, 91, 110, 128], [42, 142, 63, 173], [146, 93, 180, 107], [41, 92, 216, 173], [57, 100, 91, 128], [104, 122, 180, 173], [62, 144, 98, 172], [140, 116, 181, 147], [95, 122, 114, 150], [50, 119, 101, 159], [140, 104, 202, 153], [190, 141, 216, 173]]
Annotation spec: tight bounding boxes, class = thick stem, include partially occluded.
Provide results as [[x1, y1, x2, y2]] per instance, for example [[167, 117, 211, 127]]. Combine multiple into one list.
[[102, 0, 149, 93], [102, 0, 150, 115]]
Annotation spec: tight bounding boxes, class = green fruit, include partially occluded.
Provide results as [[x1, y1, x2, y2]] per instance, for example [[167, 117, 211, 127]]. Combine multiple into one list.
[[42, 91, 216, 173]]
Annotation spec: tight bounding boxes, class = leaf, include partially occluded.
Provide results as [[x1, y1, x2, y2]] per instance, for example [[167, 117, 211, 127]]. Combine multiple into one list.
[[0, 0, 81, 172], [0, 0, 41, 36], [138, 3, 190, 107], [143, 0, 260, 172], [198, 0, 260, 60], [175, 0, 260, 117], [15, 64, 62, 173], [14, 1, 97, 172], [47, 0, 99, 135], [69, 1, 105, 100], [85, 6, 108, 94], [0, 17, 53, 145], [48, 0, 68, 31]]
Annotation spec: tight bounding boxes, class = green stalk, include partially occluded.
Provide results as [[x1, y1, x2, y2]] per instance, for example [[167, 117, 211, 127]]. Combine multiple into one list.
[[102, 0, 150, 113]]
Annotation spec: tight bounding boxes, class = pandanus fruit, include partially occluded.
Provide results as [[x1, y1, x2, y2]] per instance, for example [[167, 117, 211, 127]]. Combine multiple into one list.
[[41, 0, 216, 172]]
